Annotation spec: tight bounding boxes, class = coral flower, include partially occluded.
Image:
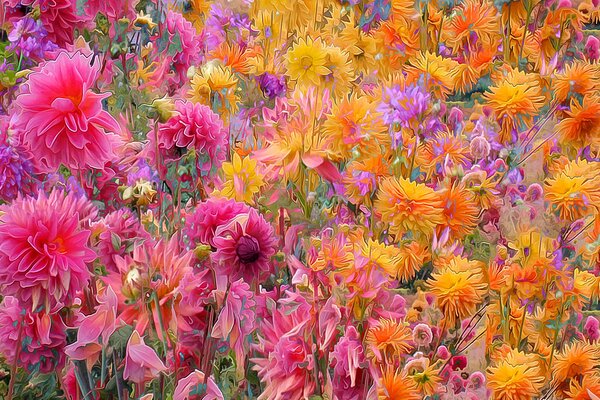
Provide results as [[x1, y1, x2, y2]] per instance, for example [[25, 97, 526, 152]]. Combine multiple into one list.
[[184, 197, 250, 247], [553, 61, 600, 103], [552, 341, 600, 384], [38, 0, 85, 46], [366, 318, 413, 362], [13, 52, 120, 173], [564, 374, 600, 400], [378, 367, 421, 400], [427, 256, 487, 328], [487, 350, 545, 400], [395, 240, 430, 282], [331, 326, 368, 400], [212, 209, 277, 284], [0, 296, 66, 373], [0, 189, 96, 309], [220, 153, 265, 203], [375, 177, 444, 239], [556, 95, 600, 150], [443, 0, 500, 50], [123, 330, 167, 384]]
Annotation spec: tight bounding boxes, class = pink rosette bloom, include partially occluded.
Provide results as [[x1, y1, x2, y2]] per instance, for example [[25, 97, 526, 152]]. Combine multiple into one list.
[[413, 323, 434, 347], [153, 101, 228, 176], [13, 51, 120, 173], [0, 296, 66, 373], [331, 326, 368, 400], [123, 330, 167, 384], [164, 11, 202, 85], [65, 286, 119, 368], [184, 197, 250, 247], [174, 370, 224, 400], [0, 189, 96, 309], [212, 209, 277, 284]]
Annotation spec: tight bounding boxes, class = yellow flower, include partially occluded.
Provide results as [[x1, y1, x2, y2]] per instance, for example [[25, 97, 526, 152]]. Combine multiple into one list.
[[337, 24, 378, 75], [285, 36, 331, 88], [487, 349, 545, 400], [427, 255, 487, 328], [483, 68, 545, 143], [545, 161, 600, 221], [188, 63, 239, 116], [221, 154, 264, 203], [360, 238, 401, 278], [321, 45, 353, 99], [375, 177, 444, 240], [405, 52, 459, 99]]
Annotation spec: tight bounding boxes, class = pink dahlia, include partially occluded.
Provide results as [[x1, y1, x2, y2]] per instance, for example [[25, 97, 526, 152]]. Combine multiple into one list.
[[13, 51, 120, 173], [154, 100, 228, 176], [0, 296, 66, 373], [0, 189, 96, 309], [331, 326, 368, 400], [164, 10, 202, 85], [184, 197, 250, 247], [38, 0, 88, 46], [212, 209, 277, 284]]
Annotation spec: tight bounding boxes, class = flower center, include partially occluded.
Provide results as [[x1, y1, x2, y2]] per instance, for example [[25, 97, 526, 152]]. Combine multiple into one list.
[[236, 235, 260, 264]]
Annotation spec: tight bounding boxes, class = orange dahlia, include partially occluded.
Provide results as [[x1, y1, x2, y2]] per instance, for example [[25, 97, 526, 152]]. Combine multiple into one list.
[[553, 341, 600, 384], [437, 183, 480, 240], [557, 95, 600, 150], [366, 318, 413, 362], [443, 0, 500, 51], [378, 367, 421, 400], [487, 349, 545, 400], [553, 61, 600, 104]]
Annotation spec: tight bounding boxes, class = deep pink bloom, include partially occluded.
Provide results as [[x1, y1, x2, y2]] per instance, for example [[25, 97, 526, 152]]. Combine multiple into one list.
[[85, 0, 138, 22], [184, 197, 250, 247], [450, 355, 468, 370], [13, 51, 120, 173], [173, 370, 224, 400], [177, 268, 215, 350], [65, 286, 119, 368], [0, 189, 96, 309], [123, 330, 167, 384], [331, 326, 368, 400], [584, 316, 600, 341], [153, 101, 228, 176], [212, 209, 277, 284], [0, 296, 66, 373], [164, 11, 202, 85], [38, 0, 87, 46]]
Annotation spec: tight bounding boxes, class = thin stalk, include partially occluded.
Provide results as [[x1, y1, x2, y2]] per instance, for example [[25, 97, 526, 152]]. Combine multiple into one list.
[[7, 318, 23, 400]]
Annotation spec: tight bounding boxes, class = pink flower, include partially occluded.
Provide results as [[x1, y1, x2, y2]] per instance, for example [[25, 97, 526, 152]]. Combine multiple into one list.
[[584, 316, 600, 342], [184, 197, 250, 247], [585, 35, 600, 61], [85, 0, 138, 22], [123, 330, 167, 384], [331, 326, 368, 400], [212, 209, 277, 284], [0, 296, 66, 373], [412, 323, 433, 347], [0, 189, 96, 309], [436, 345, 451, 360], [164, 11, 202, 85], [65, 286, 119, 368], [211, 279, 256, 376], [38, 0, 87, 46], [177, 269, 215, 349], [173, 370, 224, 400], [153, 101, 228, 176], [13, 51, 120, 173]]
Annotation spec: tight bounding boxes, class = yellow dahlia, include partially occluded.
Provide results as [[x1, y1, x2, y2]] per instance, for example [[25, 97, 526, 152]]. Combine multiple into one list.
[[188, 63, 239, 116], [427, 255, 487, 328], [220, 153, 265, 204], [487, 349, 545, 400], [284, 36, 331, 89], [545, 162, 600, 221], [374, 177, 444, 240], [405, 52, 459, 99]]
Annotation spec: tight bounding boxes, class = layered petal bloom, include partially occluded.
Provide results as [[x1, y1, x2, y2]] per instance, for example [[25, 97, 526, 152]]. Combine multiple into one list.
[[184, 197, 250, 247], [331, 326, 368, 400], [0, 189, 96, 309], [13, 51, 120, 173], [123, 330, 167, 384], [212, 209, 277, 284]]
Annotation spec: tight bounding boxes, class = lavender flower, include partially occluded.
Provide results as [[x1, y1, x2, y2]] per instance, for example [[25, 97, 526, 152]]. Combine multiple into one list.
[[0, 143, 33, 202], [257, 73, 287, 98], [379, 85, 430, 127], [7, 17, 57, 62]]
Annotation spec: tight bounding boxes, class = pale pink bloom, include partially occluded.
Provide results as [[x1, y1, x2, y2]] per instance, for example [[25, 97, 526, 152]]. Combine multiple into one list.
[[212, 209, 277, 284], [319, 297, 341, 350], [65, 286, 119, 368], [13, 51, 120, 173], [0, 189, 96, 309], [412, 323, 434, 347], [123, 330, 167, 384], [184, 197, 250, 247], [0, 296, 66, 373], [331, 326, 368, 400], [174, 370, 224, 400], [211, 279, 256, 376]]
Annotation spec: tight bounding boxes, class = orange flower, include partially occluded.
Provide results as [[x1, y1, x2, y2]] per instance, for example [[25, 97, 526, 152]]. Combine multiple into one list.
[[557, 95, 600, 150], [437, 183, 480, 240], [405, 52, 459, 99], [553, 341, 600, 384], [395, 240, 430, 283], [366, 318, 413, 362], [487, 349, 545, 400], [378, 367, 421, 400], [443, 0, 500, 51], [553, 61, 600, 103], [564, 373, 600, 400], [209, 43, 253, 75], [420, 131, 470, 179]]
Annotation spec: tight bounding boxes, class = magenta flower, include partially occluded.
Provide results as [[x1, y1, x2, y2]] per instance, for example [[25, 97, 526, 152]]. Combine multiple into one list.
[[165, 11, 202, 85], [0, 296, 66, 373], [212, 209, 277, 284], [123, 330, 167, 384], [331, 326, 368, 400], [13, 51, 120, 173], [0, 189, 96, 309], [184, 197, 250, 247], [38, 0, 86, 46]]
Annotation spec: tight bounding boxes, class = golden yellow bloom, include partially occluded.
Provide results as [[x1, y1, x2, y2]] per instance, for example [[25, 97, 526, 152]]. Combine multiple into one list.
[[321, 45, 353, 99], [508, 230, 554, 263], [557, 95, 600, 151], [463, 170, 499, 210], [180, 0, 212, 31], [553, 341, 600, 384], [366, 318, 413, 361], [285, 36, 331, 88], [427, 255, 487, 328], [483, 68, 545, 143], [553, 61, 600, 104], [405, 52, 459, 99], [375, 177, 444, 240], [487, 349, 545, 400], [378, 367, 421, 400], [309, 232, 354, 272], [220, 153, 264, 203], [360, 239, 401, 278], [323, 95, 388, 161], [437, 183, 480, 240], [337, 25, 378, 75], [188, 63, 239, 116], [545, 161, 600, 221]]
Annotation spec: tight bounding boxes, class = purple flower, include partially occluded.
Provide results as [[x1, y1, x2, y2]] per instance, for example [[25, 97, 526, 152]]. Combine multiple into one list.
[[257, 73, 287, 99], [379, 85, 430, 126], [7, 17, 57, 62], [0, 143, 33, 202]]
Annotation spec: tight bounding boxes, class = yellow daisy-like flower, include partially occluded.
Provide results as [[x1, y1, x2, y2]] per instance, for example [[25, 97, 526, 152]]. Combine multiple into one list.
[[360, 238, 401, 278], [285, 36, 331, 88], [545, 159, 600, 221], [375, 177, 444, 240], [188, 63, 239, 117], [405, 52, 459, 99], [427, 255, 487, 328], [483, 68, 545, 143], [487, 349, 545, 400], [553, 341, 600, 384], [378, 366, 421, 400], [366, 318, 413, 362], [321, 45, 353, 99], [220, 153, 264, 203], [337, 25, 378, 75]]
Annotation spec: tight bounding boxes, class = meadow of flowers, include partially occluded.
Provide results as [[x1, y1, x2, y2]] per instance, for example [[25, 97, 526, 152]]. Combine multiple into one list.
[[0, 0, 599, 398]]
